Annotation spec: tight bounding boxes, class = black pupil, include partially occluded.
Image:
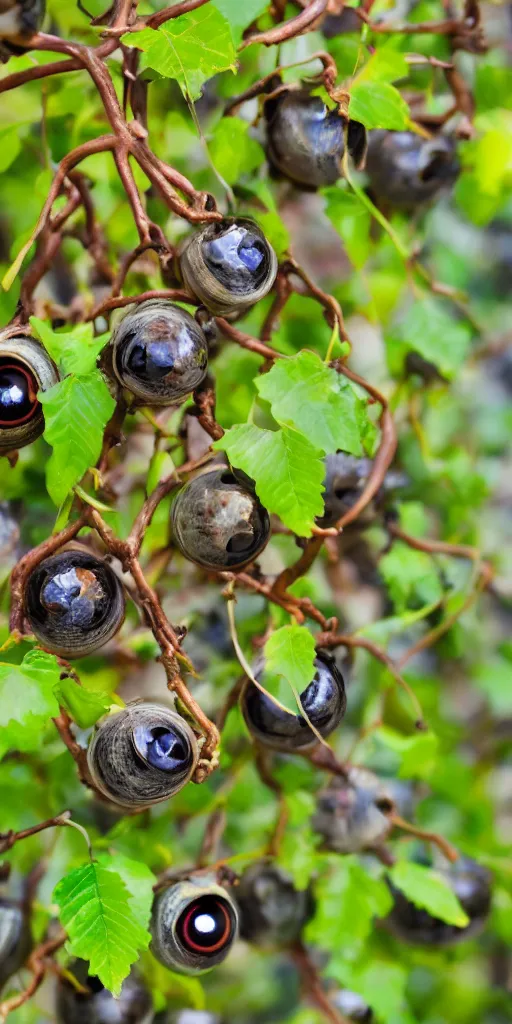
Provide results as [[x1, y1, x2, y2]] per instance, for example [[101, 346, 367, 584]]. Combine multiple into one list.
[[0, 358, 38, 427], [40, 567, 104, 627], [177, 895, 231, 954], [133, 724, 189, 772], [126, 337, 175, 381], [226, 531, 253, 554]]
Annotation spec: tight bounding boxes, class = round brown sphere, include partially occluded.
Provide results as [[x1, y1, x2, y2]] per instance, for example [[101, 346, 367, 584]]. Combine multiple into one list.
[[236, 862, 314, 948], [365, 130, 459, 210]]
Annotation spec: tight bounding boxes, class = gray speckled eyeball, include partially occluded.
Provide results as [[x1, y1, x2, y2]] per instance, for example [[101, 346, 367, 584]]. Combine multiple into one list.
[[366, 130, 459, 210], [24, 549, 125, 660], [264, 88, 366, 189], [241, 653, 346, 752], [110, 300, 208, 406], [178, 219, 277, 318], [151, 876, 238, 975], [0, 0, 45, 40], [332, 989, 373, 1022], [171, 469, 270, 572], [0, 897, 31, 990], [56, 960, 154, 1024], [87, 700, 199, 810], [385, 857, 492, 947], [313, 767, 394, 854], [0, 333, 59, 454], [236, 862, 314, 948]]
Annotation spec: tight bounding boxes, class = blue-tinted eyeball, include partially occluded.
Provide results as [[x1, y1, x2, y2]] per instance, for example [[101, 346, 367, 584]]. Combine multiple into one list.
[[313, 767, 394, 854], [385, 857, 492, 946], [0, 334, 59, 453], [332, 989, 373, 1022], [178, 219, 277, 317], [56, 960, 153, 1024], [241, 652, 346, 752], [366, 130, 459, 210], [87, 700, 199, 810], [151, 877, 239, 975], [156, 1013, 222, 1024], [24, 550, 125, 659], [111, 300, 208, 405], [264, 88, 366, 189]]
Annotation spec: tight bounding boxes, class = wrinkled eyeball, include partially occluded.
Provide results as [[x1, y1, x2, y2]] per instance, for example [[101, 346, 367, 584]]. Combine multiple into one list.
[[178, 218, 278, 318], [110, 300, 208, 406], [151, 876, 238, 975], [241, 652, 346, 752], [236, 861, 314, 948], [171, 469, 270, 572], [24, 550, 125, 659], [331, 989, 373, 1022], [385, 857, 492, 946], [87, 700, 199, 810], [317, 452, 407, 528], [365, 130, 459, 210], [56, 960, 153, 1024], [313, 767, 394, 854], [0, 0, 45, 41], [0, 897, 32, 989], [264, 88, 366, 189], [0, 333, 59, 454]]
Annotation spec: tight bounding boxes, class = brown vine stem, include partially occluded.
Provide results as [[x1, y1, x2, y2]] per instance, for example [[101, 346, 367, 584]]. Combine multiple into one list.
[[0, 929, 67, 1023], [389, 813, 459, 862], [240, 0, 328, 48], [291, 941, 351, 1024], [0, 813, 72, 855]]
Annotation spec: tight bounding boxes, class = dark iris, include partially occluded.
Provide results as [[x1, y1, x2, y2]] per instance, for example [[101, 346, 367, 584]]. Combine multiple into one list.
[[126, 339, 175, 382], [203, 224, 268, 291], [133, 724, 189, 772], [226, 530, 253, 554], [0, 359, 39, 427], [177, 896, 233, 954], [40, 568, 105, 628]]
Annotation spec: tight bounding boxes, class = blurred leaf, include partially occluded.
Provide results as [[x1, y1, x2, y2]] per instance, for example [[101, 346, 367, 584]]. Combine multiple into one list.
[[306, 856, 393, 956], [349, 81, 409, 129], [0, 649, 61, 759], [379, 541, 444, 612], [322, 186, 371, 269], [212, 0, 269, 45], [209, 117, 264, 185], [354, 49, 409, 84], [392, 296, 472, 377], [389, 860, 470, 926]]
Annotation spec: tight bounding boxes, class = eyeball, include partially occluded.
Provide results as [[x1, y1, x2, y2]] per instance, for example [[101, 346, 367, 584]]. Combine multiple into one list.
[[365, 130, 459, 210], [155, 1011, 222, 1024], [110, 300, 208, 406], [0, 0, 45, 42], [56, 959, 153, 1024], [313, 767, 394, 854], [331, 989, 373, 1022], [264, 88, 366, 189], [317, 452, 374, 528], [87, 700, 199, 810], [178, 218, 278, 318], [24, 549, 125, 659], [236, 862, 314, 948], [171, 468, 270, 572], [0, 333, 59, 454], [240, 652, 346, 752], [150, 876, 238, 975], [385, 857, 492, 946], [0, 897, 32, 989]]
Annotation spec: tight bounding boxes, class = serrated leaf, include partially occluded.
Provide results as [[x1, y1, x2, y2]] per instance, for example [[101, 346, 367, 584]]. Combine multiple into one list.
[[30, 317, 110, 376], [97, 853, 156, 930], [54, 677, 112, 729], [389, 861, 470, 927], [211, 0, 269, 44], [349, 81, 409, 130], [393, 296, 472, 377], [322, 187, 371, 270], [255, 351, 364, 456], [122, 7, 237, 101], [0, 649, 61, 759], [39, 370, 116, 506], [264, 624, 317, 714], [214, 424, 325, 536], [54, 861, 151, 995]]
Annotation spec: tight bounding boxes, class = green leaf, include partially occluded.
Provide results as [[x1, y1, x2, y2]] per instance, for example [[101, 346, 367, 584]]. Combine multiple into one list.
[[0, 649, 61, 759], [389, 861, 470, 927], [39, 370, 116, 506], [376, 726, 439, 780], [211, 0, 269, 45], [393, 296, 472, 377], [96, 853, 156, 930], [322, 187, 371, 269], [379, 541, 444, 612], [214, 424, 325, 537], [30, 318, 110, 376], [355, 48, 409, 84], [122, 7, 237, 101], [263, 624, 317, 714], [209, 118, 264, 186], [54, 677, 112, 729], [306, 856, 393, 955], [255, 351, 364, 456], [54, 861, 151, 996], [349, 81, 410, 130]]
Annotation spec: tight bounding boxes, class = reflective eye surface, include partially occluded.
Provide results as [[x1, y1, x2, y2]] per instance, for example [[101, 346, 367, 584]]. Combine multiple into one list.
[[133, 724, 189, 772], [177, 896, 235, 956], [0, 358, 39, 426], [366, 130, 459, 209], [40, 566, 106, 628], [242, 654, 346, 750], [202, 222, 269, 294]]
